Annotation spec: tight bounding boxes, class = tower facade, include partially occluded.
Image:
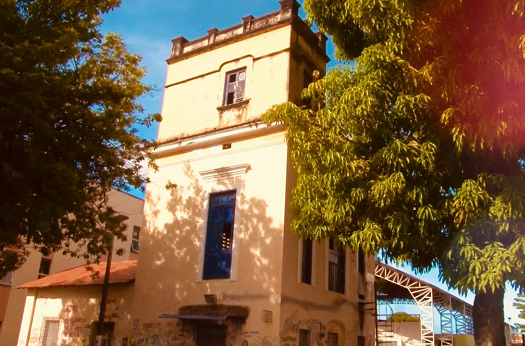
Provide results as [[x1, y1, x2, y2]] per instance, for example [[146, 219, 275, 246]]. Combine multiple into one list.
[[133, 1, 375, 345]]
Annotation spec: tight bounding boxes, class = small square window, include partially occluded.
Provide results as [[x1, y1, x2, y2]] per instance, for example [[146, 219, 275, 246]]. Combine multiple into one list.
[[131, 226, 141, 252], [223, 69, 246, 106], [41, 319, 60, 346], [0, 271, 13, 286]]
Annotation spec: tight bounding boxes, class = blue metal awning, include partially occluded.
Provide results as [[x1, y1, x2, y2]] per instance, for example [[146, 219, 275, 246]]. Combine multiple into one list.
[[159, 314, 227, 321]]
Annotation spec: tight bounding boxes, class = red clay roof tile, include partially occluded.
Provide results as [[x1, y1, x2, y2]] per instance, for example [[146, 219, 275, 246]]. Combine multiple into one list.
[[18, 260, 136, 289]]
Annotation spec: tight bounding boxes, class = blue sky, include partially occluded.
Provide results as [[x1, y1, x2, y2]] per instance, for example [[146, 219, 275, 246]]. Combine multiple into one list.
[[101, 0, 524, 328]]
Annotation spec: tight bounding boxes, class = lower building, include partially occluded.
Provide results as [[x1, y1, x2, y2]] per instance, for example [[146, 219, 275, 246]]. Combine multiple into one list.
[[0, 189, 143, 345], [16, 261, 136, 346]]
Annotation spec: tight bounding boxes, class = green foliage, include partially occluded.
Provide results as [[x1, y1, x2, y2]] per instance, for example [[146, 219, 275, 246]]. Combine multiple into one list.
[[0, 0, 160, 276], [387, 312, 420, 322], [263, 0, 525, 298]]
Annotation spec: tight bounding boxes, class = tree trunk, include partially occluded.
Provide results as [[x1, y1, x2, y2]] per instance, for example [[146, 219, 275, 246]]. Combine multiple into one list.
[[473, 287, 506, 346]]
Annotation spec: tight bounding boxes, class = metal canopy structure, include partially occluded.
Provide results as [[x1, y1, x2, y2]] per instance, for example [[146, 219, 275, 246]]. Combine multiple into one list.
[[375, 262, 473, 346]]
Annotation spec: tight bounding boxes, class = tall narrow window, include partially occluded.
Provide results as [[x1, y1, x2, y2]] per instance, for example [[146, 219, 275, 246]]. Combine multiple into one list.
[[38, 258, 52, 279], [224, 69, 246, 106], [131, 226, 141, 252], [41, 319, 60, 346], [358, 247, 365, 276], [203, 191, 236, 280], [301, 239, 313, 284], [328, 238, 345, 294]]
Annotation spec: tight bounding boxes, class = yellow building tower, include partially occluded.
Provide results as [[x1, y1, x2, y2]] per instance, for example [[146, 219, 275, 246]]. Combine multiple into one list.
[[132, 1, 376, 345]]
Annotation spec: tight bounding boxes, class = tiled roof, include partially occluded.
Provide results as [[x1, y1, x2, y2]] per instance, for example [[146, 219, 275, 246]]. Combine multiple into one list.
[[19, 260, 137, 289]]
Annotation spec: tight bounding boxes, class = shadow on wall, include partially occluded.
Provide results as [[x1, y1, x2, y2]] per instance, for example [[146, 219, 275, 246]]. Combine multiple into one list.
[[129, 163, 283, 346]]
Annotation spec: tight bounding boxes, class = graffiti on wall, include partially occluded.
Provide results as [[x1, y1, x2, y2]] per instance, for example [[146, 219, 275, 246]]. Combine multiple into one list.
[[128, 320, 192, 346]]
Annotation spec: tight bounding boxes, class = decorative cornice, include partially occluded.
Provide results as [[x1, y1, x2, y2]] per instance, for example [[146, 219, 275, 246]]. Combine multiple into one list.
[[154, 122, 286, 158], [199, 164, 251, 181]]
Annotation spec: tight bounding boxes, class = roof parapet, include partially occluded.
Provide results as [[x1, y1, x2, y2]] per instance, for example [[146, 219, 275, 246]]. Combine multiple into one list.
[[167, 0, 301, 63]]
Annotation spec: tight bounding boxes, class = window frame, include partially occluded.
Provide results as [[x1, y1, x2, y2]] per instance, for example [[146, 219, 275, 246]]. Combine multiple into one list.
[[358, 247, 366, 276], [327, 332, 339, 346], [299, 329, 311, 346], [196, 164, 250, 283], [0, 271, 13, 286], [326, 238, 346, 295], [298, 238, 316, 286], [131, 226, 141, 253], [40, 318, 60, 346], [202, 190, 237, 280], [223, 69, 246, 106], [38, 257, 52, 279]]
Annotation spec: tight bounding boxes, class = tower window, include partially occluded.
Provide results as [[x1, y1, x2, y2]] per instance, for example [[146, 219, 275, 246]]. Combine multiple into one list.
[[224, 69, 246, 106]]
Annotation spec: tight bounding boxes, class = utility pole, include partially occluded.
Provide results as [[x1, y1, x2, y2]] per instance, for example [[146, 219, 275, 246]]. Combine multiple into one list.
[[93, 213, 128, 346], [95, 235, 114, 346]]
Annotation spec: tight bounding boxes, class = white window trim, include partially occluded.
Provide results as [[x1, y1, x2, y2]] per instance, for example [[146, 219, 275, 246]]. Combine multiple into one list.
[[297, 238, 316, 287], [196, 164, 250, 282]]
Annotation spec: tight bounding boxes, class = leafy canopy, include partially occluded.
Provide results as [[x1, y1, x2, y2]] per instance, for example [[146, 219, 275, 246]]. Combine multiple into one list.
[[263, 0, 525, 296], [0, 0, 160, 276]]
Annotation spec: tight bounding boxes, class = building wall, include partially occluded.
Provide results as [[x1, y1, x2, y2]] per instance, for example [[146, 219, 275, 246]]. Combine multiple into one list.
[[131, 130, 290, 345], [17, 284, 134, 346], [0, 285, 10, 326], [158, 26, 292, 140], [0, 189, 144, 346], [132, 2, 374, 346]]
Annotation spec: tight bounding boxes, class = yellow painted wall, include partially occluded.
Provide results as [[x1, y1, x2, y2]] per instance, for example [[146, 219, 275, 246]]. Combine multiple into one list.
[[1, 250, 42, 346], [158, 25, 292, 140], [132, 130, 289, 344], [0, 189, 143, 346], [17, 284, 134, 346]]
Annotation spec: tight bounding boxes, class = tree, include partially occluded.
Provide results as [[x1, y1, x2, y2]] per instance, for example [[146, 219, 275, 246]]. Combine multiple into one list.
[[263, 0, 525, 345], [0, 0, 160, 276]]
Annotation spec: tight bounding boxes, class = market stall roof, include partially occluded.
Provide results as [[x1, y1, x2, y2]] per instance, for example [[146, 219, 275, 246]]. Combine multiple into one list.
[[19, 260, 137, 289]]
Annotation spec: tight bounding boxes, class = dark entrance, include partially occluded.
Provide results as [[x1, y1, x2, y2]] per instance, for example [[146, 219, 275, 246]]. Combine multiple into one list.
[[195, 324, 227, 346]]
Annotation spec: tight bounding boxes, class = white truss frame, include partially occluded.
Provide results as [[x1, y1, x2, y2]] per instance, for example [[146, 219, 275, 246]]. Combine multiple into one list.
[[434, 293, 453, 346], [375, 262, 474, 346], [375, 264, 435, 346]]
